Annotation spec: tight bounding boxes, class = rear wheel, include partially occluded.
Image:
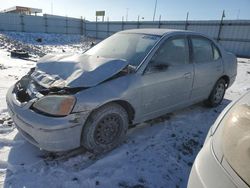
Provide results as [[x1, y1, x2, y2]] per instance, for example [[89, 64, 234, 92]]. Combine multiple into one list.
[[81, 103, 128, 154], [205, 79, 226, 107]]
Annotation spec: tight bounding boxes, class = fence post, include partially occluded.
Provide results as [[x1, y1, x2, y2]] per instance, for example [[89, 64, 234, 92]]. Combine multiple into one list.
[[84, 18, 87, 37], [107, 17, 110, 37], [217, 10, 225, 42], [158, 15, 161, 28], [122, 16, 124, 30], [65, 16, 68, 34], [137, 15, 140, 28], [96, 17, 98, 39], [185, 12, 189, 30], [20, 14, 24, 32], [80, 16, 84, 35], [44, 14, 48, 33]]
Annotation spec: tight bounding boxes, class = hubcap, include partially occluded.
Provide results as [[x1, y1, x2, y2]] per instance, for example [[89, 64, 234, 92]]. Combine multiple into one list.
[[214, 83, 225, 103], [94, 114, 123, 145]]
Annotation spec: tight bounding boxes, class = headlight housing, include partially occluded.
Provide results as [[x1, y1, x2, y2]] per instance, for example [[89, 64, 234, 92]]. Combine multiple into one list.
[[32, 95, 76, 116]]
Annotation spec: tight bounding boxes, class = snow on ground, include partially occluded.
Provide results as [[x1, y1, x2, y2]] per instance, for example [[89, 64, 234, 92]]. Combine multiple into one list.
[[0, 32, 250, 188], [0, 31, 95, 60]]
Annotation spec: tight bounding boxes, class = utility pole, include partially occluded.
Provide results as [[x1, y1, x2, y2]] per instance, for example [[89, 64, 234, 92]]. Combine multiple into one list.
[[153, 0, 157, 21], [137, 15, 140, 28], [186, 12, 189, 21], [126, 8, 129, 21], [158, 15, 161, 28], [185, 12, 189, 30]]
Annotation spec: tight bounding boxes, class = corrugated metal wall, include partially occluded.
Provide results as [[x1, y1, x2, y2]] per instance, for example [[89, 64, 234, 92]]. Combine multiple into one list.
[[0, 13, 84, 35], [0, 12, 249, 57], [85, 20, 250, 57]]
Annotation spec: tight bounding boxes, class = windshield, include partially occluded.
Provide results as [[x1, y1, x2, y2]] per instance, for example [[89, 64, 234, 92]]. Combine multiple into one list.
[[85, 33, 161, 67], [221, 94, 250, 186]]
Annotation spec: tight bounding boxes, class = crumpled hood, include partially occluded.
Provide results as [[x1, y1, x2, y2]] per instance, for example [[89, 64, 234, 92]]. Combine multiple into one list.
[[31, 54, 128, 88]]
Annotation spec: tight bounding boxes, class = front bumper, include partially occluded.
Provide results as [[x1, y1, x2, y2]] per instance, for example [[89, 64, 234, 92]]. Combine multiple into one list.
[[6, 85, 89, 152], [187, 137, 236, 188]]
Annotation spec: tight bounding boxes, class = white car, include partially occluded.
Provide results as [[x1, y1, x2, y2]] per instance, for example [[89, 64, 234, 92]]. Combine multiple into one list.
[[188, 91, 250, 188]]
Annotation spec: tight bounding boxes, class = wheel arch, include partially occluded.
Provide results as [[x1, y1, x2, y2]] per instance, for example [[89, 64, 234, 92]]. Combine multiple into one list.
[[85, 100, 135, 125], [112, 100, 135, 123]]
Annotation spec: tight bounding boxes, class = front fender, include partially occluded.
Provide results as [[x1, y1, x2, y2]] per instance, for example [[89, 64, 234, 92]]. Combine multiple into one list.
[[72, 74, 140, 116]]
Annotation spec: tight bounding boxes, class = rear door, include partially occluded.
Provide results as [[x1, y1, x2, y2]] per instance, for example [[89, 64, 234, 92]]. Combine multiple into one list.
[[189, 36, 223, 102], [140, 35, 194, 119]]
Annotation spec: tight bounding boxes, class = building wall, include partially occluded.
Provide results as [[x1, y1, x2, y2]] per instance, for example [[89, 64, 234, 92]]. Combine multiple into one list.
[[0, 13, 249, 57]]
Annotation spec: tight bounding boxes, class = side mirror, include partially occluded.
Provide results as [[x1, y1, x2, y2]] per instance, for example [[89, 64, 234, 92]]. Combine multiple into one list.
[[127, 65, 136, 73], [153, 63, 169, 71], [144, 61, 170, 74]]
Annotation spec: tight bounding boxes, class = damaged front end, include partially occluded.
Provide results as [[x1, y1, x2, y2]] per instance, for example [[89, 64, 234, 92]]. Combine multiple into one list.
[[13, 68, 84, 117], [7, 53, 135, 151], [15, 67, 86, 103], [12, 54, 133, 117], [6, 66, 90, 151]]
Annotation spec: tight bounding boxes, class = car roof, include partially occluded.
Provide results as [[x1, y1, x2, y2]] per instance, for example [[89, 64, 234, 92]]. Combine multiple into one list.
[[118, 28, 195, 36]]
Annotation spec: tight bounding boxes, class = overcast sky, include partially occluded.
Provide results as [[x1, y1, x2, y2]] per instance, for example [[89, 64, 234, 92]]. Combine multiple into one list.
[[1, 0, 250, 21]]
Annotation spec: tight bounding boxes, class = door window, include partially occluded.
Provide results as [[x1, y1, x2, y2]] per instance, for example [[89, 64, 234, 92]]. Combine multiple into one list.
[[191, 37, 217, 63], [146, 37, 189, 72]]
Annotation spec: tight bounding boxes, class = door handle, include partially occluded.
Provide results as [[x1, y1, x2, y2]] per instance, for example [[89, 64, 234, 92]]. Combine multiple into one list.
[[183, 72, 192, 79]]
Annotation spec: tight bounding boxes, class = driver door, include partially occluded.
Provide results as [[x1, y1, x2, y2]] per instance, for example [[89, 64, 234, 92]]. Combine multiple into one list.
[[141, 36, 194, 120]]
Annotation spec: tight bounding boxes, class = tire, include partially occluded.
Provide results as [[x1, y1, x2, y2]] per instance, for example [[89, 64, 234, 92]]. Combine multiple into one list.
[[81, 103, 129, 154], [10, 50, 29, 58], [205, 79, 226, 107]]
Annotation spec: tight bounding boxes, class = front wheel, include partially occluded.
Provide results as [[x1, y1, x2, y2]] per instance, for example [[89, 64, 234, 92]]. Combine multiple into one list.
[[81, 103, 128, 154], [205, 79, 226, 107]]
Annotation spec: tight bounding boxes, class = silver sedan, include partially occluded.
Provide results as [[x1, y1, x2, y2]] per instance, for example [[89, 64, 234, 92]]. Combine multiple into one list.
[[6, 29, 237, 153]]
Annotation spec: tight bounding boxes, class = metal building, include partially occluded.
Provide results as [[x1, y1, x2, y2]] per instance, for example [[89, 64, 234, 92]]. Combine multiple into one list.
[[1, 6, 42, 16]]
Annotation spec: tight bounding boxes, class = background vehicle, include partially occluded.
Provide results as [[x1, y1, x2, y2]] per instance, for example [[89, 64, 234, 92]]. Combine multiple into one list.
[[188, 91, 250, 188], [7, 29, 237, 153]]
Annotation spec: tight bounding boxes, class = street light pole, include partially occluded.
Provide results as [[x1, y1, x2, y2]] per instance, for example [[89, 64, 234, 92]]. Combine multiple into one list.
[[153, 0, 158, 21]]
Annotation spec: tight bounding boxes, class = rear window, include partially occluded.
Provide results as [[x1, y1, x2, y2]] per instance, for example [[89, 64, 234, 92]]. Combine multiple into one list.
[[221, 98, 250, 186]]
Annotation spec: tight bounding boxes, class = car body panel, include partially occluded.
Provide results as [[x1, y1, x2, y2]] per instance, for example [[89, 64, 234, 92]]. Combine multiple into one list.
[[188, 92, 250, 188], [140, 63, 194, 119], [188, 138, 237, 188], [191, 58, 224, 102], [72, 73, 141, 117], [6, 85, 90, 151], [222, 52, 238, 87]]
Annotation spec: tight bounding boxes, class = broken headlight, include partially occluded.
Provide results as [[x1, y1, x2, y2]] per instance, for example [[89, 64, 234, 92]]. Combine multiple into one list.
[[32, 95, 76, 116]]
